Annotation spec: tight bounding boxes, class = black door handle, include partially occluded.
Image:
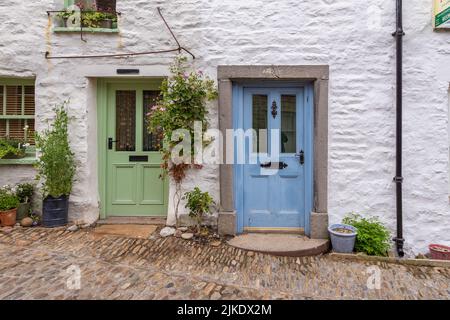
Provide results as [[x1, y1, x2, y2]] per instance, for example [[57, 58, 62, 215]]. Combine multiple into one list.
[[260, 161, 272, 168], [108, 137, 118, 150], [260, 162, 288, 169], [296, 150, 305, 165]]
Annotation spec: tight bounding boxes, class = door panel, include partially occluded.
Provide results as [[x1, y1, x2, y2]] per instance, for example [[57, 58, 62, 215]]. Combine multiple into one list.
[[111, 164, 137, 204], [106, 83, 168, 217], [242, 87, 306, 230], [141, 164, 165, 205]]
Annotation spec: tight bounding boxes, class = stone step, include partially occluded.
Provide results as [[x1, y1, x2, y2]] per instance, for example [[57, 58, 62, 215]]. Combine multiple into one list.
[[96, 217, 166, 225], [227, 233, 329, 257]]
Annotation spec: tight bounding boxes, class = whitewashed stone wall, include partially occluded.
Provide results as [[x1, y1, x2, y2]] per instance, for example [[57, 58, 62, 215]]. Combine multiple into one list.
[[0, 0, 449, 255]]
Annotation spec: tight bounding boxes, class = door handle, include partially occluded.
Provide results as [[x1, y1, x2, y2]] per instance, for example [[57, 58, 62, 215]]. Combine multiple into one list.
[[260, 162, 288, 169], [108, 137, 118, 150], [260, 161, 272, 168], [296, 150, 305, 165]]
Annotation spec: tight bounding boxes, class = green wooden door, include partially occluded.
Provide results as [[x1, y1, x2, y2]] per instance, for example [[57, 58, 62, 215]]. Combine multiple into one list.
[[105, 83, 168, 216]]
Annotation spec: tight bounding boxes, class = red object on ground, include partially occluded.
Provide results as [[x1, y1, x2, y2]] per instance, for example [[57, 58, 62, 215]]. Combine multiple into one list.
[[429, 244, 450, 260]]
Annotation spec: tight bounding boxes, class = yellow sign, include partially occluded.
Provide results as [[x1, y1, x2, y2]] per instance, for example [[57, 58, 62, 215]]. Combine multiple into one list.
[[434, 0, 450, 29]]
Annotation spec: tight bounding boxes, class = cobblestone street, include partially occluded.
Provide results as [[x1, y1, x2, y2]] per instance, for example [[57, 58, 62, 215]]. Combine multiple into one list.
[[0, 227, 449, 300]]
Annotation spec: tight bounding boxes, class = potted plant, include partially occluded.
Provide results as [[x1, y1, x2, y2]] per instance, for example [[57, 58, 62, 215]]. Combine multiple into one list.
[[342, 213, 391, 256], [81, 11, 103, 28], [328, 223, 358, 253], [57, 9, 76, 28], [429, 244, 450, 260], [182, 187, 215, 234], [0, 138, 26, 159], [16, 183, 34, 221], [0, 187, 20, 227], [35, 104, 76, 228]]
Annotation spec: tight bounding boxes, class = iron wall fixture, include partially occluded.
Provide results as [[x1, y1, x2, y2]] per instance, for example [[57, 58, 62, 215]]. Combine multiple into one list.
[[45, 7, 195, 60], [117, 69, 140, 75]]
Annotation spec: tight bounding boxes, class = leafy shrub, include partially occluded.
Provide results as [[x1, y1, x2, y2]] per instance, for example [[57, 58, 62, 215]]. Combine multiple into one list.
[[182, 187, 215, 232], [147, 56, 218, 227], [35, 104, 76, 198], [16, 183, 34, 203], [0, 138, 26, 159], [342, 213, 391, 256], [0, 187, 20, 211]]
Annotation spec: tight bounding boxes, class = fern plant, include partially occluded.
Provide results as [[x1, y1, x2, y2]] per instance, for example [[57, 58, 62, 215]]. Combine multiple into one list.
[[343, 213, 391, 256]]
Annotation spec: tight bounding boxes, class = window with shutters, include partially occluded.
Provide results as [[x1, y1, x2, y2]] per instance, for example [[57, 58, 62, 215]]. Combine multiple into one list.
[[0, 79, 36, 145]]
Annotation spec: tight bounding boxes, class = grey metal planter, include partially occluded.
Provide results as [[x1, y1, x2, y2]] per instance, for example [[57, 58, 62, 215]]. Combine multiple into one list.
[[328, 224, 357, 253], [16, 202, 31, 221]]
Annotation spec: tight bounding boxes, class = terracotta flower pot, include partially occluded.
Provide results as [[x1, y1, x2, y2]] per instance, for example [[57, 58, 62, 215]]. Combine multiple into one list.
[[0, 208, 17, 227], [429, 244, 450, 260]]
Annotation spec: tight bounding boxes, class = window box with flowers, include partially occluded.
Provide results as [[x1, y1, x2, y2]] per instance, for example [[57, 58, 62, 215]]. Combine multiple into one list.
[[53, 0, 119, 33], [0, 79, 37, 165]]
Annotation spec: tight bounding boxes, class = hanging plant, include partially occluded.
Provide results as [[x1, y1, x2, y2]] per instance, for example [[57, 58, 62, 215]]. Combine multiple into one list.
[[147, 56, 218, 226]]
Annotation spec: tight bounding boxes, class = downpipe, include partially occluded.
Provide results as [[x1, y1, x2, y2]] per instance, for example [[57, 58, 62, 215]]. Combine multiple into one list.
[[392, 0, 405, 257]]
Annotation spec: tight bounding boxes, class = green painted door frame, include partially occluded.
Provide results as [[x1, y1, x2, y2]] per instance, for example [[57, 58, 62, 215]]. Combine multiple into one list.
[[97, 78, 168, 219]]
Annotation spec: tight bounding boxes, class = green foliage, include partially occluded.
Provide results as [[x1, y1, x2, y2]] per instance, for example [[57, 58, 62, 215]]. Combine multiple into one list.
[[81, 11, 117, 27], [35, 104, 76, 198], [16, 183, 34, 203], [147, 55, 218, 183], [0, 187, 19, 211], [342, 213, 391, 256], [57, 9, 75, 19], [0, 138, 26, 159], [182, 187, 215, 232]]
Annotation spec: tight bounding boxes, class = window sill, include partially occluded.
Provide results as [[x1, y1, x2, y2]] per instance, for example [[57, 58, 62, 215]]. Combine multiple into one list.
[[0, 152, 37, 165], [53, 27, 119, 33]]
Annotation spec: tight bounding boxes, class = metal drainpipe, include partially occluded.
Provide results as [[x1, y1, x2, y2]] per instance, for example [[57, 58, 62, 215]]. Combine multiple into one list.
[[392, 0, 405, 257]]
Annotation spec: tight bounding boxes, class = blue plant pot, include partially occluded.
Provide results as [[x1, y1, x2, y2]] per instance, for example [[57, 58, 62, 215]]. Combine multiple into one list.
[[328, 223, 357, 253]]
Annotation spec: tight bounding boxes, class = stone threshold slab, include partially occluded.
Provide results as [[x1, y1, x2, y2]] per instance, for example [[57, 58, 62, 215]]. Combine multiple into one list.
[[92, 224, 158, 239], [227, 233, 329, 257], [97, 217, 166, 225]]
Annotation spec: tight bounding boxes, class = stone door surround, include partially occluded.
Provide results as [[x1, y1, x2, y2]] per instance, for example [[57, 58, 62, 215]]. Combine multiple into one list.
[[217, 65, 329, 239]]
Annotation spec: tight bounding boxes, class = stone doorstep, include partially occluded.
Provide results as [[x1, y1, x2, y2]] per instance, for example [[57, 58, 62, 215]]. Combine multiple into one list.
[[329, 253, 450, 268], [96, 217, 167, 225], [227, 233, 330, 257]]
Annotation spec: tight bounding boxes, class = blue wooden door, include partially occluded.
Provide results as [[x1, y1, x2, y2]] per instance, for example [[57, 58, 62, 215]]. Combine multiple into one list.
[[239, 87, 312, 232]]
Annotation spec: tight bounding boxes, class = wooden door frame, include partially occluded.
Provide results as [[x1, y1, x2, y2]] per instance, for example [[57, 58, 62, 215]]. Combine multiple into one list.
[[97, 78, 165, 219]]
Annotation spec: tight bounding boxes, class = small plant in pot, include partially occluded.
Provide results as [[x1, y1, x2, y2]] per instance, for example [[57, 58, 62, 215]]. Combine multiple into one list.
[[328, 223, 358, 253], [0, 187, 20, 227], [343, 213, 391, 256], [16, 183, 34, 221], [182, 187, 215, 234], [0, 138, 26, 159], [57, 9, 76, 28], [35, 104, 76, 228]]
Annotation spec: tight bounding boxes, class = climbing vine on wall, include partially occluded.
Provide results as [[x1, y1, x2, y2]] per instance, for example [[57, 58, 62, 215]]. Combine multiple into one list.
[[147, 56, 218, 225]]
